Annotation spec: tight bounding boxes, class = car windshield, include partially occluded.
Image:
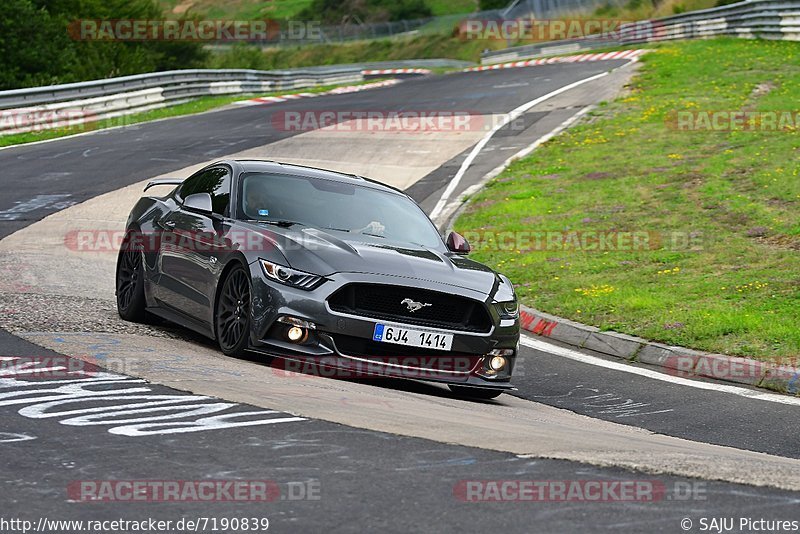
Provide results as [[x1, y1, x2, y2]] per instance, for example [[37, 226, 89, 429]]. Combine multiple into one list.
[[238, 172, 443, 248]]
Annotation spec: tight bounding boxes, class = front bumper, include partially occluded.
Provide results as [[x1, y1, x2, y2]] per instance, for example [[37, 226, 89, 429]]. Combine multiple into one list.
[[246, 265, 519, 388]]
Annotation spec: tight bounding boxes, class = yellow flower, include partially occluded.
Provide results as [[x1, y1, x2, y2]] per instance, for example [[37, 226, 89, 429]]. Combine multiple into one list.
[[574, 284, 615, 297]]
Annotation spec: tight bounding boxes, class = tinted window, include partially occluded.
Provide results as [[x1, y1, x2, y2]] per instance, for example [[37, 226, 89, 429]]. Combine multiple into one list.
[[178, 167, 231, 216], [238, 172, 442, 248]]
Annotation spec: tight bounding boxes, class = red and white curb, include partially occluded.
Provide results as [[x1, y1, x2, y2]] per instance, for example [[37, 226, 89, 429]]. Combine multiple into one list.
[[519, 305, 800, 396], [362, 68, 432, 75], [465, 49, 647, 72], [233, 79, 400, 107]]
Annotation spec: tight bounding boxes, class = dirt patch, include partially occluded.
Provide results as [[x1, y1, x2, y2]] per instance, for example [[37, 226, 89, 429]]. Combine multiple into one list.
[[583, 171, 613, 180], [468, 199, 498, 211], [750, 81, 777, 99], [767, 197, 797, 208], [759, 234, 800, 250], [172, 0, 195, 15], [746, 226, 769, 238]]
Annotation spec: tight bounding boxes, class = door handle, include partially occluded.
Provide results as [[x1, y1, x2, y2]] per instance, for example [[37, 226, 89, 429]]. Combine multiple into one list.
[[160, 219, 176, 230]]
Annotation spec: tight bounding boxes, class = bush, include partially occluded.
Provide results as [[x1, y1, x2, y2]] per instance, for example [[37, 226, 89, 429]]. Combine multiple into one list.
[[478, 0, 509, 9], [0, 0, 207, 89], [207, 43, 270, 70]]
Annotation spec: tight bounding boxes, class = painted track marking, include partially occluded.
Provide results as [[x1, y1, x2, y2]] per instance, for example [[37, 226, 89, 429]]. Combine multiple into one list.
[[521, 335, 800, 407], [429, 70, 610, 222]]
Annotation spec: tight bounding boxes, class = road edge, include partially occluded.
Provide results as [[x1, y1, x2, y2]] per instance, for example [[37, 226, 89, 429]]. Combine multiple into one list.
[[519, 306, 800, 396]]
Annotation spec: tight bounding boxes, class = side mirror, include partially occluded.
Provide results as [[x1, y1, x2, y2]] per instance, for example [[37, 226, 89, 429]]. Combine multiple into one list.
[[446, 231, 471, 254], [183, 193, 213, 214]]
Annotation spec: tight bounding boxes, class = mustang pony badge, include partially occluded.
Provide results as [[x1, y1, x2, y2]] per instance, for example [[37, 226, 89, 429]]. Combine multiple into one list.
[[401, 298, 432, 313]]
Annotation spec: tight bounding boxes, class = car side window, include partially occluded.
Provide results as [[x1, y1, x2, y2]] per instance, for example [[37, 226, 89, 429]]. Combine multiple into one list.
[[177, 167, 231, 216]]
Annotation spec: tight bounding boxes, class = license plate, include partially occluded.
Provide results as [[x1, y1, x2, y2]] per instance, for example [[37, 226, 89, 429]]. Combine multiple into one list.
[[372, 323, 453, 351]]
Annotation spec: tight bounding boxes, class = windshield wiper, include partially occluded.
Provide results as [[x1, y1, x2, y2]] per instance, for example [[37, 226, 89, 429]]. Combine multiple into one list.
[[247, 219, 304, 228], [322, 226, 350, 233], [361, 232, 385, 239]]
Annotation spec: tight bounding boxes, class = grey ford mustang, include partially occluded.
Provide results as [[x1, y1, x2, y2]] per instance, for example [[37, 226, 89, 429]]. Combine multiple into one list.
[[116, 160, 519, 399]]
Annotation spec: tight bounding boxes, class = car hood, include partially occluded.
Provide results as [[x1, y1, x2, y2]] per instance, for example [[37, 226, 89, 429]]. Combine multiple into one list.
[[241, 222, 500, 296]]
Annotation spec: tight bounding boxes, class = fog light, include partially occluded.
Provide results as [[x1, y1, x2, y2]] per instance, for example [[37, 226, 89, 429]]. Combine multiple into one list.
[[287, 326, 305, 342], [489, 356, 507, 371], [482, 348, 513, 376]]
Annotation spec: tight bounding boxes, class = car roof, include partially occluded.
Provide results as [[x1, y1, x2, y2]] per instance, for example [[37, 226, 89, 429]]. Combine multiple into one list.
[[229, 159, 404, 196]]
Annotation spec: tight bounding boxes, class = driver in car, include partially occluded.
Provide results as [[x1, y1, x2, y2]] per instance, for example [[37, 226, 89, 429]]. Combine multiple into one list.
[[245, 186, 272, 218]]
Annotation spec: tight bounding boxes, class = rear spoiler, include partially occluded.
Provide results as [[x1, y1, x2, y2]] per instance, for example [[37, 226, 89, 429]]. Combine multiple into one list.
[[143, 178, 183, 192]]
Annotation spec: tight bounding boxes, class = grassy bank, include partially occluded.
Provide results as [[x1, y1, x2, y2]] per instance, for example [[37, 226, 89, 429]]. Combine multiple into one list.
[[454, 38, 800, 361], [208, 34, 505, 70]]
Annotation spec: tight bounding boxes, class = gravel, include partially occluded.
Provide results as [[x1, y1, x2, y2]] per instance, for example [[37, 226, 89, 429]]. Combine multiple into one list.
[[0, 291, 189, 340]]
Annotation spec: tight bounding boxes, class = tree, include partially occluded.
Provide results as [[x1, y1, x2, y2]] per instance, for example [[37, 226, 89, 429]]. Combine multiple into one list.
[[0, 0, 207, 89], [479, 0, 511, 10]]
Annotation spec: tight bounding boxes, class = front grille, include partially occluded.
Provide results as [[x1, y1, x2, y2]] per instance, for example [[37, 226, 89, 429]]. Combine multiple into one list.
[[327, 284, 493, 333], [328, 333, 482, 373]]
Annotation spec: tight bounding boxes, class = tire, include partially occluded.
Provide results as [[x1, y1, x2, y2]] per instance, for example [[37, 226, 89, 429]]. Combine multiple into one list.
[[448, 385, 504, 400], [215, 264, 253, 358], [116, 229, 147, 322]]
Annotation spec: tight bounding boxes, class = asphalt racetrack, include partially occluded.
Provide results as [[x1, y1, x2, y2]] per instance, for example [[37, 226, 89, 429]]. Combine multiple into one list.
[[2, 59, 800, 533]]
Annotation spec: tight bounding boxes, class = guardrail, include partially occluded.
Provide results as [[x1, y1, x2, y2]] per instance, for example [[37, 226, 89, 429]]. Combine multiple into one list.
[[0, 58, 475, 136], [0, 66, 363, 136], [482, 34, 620, 64], [481, 0, 800, 63]]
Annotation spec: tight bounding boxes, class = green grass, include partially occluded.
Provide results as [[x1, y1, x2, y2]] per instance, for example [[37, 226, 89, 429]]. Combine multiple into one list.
[[454, 38, 800, 362], [591, 0, 718, 20], [427, 0, 478, 17], [0, 79, 386, 148]]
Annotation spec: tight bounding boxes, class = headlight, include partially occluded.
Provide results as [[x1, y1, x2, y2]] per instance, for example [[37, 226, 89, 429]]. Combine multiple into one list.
[[494, 300, 519, 319], [259, 259, 324, 290]]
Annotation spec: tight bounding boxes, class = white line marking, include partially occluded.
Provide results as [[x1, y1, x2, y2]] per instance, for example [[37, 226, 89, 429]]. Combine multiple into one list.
[[429, 70, 610, 222], [0, 432, 36, 443], [0, 372, 308, 436], [520, 335, 800, 407], [433, 103, 595, 227]]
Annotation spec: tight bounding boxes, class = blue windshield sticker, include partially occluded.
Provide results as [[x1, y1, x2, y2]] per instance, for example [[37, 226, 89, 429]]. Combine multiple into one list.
[[258, 209, 269, 216]]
